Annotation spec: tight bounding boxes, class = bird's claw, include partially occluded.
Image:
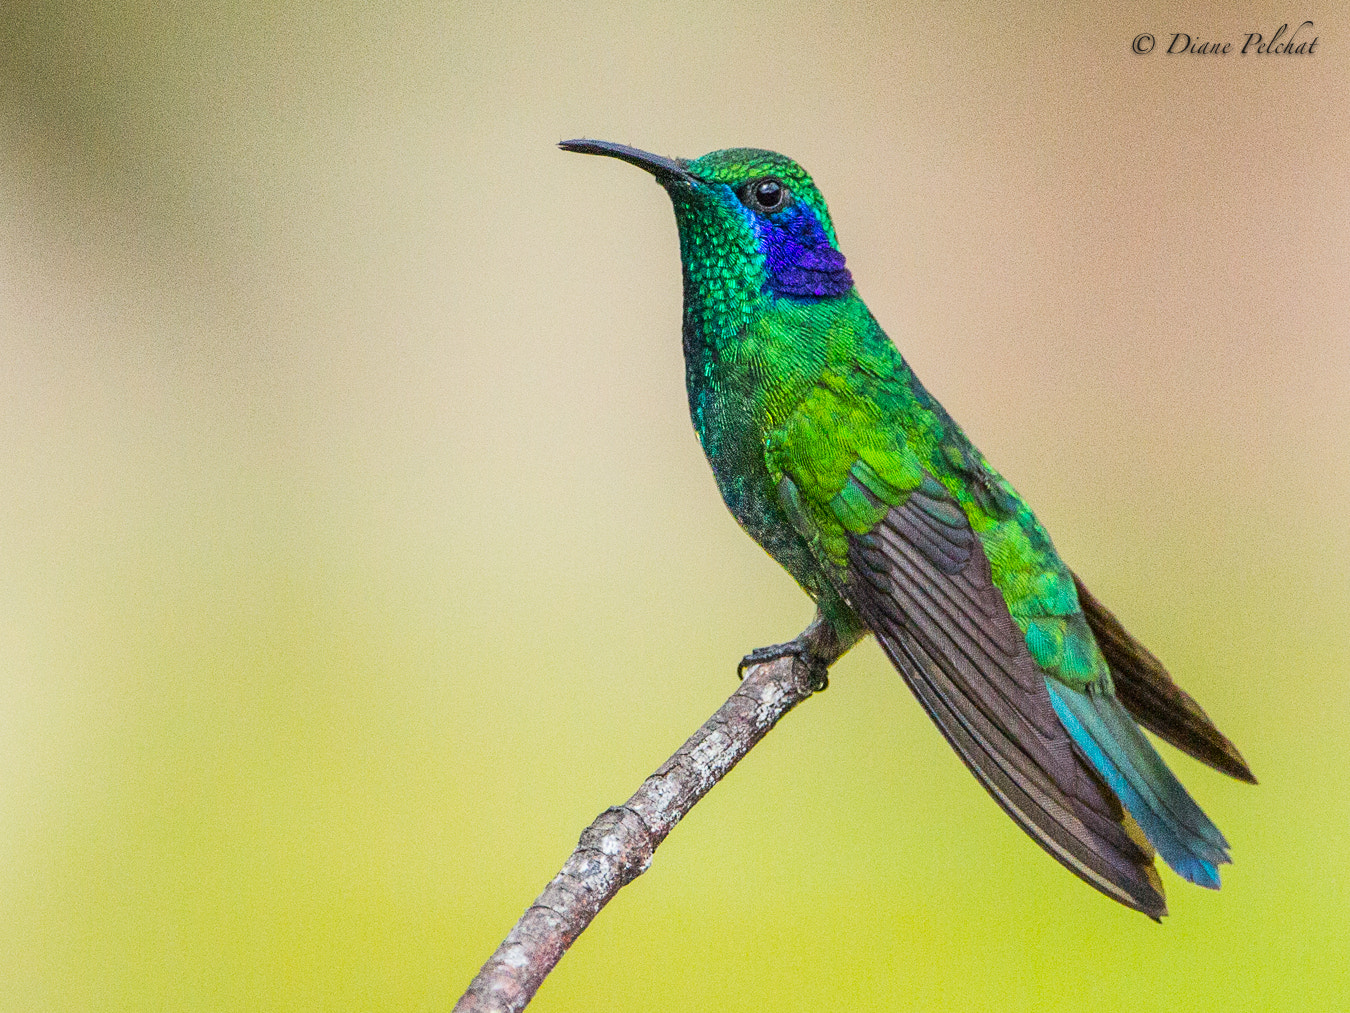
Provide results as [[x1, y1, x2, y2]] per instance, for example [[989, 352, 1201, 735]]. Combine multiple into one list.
[[737, 641, 799, 679], [737, 641, 829, 693]]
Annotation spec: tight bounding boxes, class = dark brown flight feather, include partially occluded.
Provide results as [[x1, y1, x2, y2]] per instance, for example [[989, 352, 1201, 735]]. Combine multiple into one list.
[[837, 482, 1169, 917]]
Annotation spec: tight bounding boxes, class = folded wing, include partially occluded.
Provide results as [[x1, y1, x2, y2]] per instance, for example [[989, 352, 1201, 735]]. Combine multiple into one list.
[[821, 469, 1169, 916]]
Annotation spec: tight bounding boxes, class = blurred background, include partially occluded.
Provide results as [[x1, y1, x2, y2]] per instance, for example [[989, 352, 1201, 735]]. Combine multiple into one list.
[[1, 3, 1346, 1010]]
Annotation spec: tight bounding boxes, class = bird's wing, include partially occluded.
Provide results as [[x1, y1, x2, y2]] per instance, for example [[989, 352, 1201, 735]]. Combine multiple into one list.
[[767, 397, 1168, 916]]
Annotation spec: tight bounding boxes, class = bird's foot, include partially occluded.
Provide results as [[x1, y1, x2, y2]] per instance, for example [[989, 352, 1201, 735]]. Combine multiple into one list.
[[737, 640, 829, 693]]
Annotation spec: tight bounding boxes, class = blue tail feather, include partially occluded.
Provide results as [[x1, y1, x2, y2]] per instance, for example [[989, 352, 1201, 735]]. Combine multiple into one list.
[[1046, 679, 1230, 889]]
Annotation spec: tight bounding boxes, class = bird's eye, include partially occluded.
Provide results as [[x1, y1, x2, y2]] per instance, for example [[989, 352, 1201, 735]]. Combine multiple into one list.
[[741, 177, 788, 213]]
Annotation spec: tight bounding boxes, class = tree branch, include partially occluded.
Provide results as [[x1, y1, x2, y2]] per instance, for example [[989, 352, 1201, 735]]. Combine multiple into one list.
[[453, 653, 818, 1012]]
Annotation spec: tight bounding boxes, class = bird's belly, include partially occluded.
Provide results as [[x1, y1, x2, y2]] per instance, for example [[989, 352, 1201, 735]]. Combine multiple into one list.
[[696, 392, 831, 602]]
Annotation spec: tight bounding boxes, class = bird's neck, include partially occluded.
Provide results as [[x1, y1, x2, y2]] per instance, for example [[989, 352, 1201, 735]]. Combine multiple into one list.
[[680, 283, 866, 467]]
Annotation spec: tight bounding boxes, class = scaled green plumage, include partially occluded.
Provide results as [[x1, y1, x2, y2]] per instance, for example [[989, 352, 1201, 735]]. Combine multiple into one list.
[[561, 139, 1254, 918]]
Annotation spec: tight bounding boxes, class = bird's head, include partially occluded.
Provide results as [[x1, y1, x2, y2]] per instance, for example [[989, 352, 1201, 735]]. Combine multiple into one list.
[[560, 140, 854, 307]]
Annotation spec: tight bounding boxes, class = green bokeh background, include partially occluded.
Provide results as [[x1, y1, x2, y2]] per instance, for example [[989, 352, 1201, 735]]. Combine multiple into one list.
[[2, 4, 1347, 1010]]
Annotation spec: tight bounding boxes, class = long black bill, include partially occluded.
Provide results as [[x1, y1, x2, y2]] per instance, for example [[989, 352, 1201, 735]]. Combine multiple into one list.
[[558, 138, 694, 183]]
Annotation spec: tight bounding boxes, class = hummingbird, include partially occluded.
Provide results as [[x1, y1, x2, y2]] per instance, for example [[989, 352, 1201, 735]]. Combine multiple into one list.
[[559, 139, 1254, 918]]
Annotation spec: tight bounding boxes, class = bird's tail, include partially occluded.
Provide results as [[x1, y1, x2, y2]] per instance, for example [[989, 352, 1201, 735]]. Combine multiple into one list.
[[1046, 680, 1231, 888], [1072, 573, 1256, 784]]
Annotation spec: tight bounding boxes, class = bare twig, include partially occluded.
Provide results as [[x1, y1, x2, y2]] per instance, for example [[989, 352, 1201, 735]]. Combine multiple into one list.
[[454, 654, 817, 1012]]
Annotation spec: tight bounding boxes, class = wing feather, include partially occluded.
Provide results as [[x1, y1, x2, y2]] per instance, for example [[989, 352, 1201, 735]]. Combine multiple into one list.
[[845, 488, 1168, 917]]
